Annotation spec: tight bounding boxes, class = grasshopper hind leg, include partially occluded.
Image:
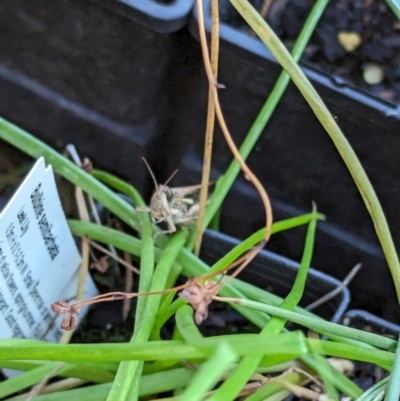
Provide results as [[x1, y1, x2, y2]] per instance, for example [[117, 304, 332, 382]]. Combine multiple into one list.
[[152, 216, 177, 240]]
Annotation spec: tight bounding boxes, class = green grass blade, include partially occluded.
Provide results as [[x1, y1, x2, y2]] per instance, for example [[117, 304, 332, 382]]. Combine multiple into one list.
[[386, 0, 400, 20], [95, 173, 155, 401], [307, 338, 394, 368], [106, 231, 187, 401], [225, 299, 396, 351]]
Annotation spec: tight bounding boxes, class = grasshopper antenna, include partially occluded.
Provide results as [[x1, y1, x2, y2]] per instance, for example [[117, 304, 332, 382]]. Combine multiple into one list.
[[142, 157, 159, 190], [164, 169, 179, 186]]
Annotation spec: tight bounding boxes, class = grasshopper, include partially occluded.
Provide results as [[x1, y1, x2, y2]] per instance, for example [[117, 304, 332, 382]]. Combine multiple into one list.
[[137, 158, 212, 238]]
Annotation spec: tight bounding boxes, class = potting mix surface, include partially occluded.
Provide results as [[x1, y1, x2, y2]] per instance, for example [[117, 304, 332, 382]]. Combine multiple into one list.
[[226, 0, 400, 104]]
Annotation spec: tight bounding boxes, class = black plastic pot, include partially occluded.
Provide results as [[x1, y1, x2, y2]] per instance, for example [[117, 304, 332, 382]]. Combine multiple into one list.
[[150, 0, 400, 321], [343, 309, 400, 338], [0, 0, 193, 193]]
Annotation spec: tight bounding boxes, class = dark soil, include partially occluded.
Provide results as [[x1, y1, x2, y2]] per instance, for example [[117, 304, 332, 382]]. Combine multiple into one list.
[[341, 312, 395, 392], [223, 0, 400, 104]]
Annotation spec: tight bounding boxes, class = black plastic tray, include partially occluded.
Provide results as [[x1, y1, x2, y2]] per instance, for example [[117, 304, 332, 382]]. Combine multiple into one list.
[[0, 0, 194, 193], [343, 309, 400, 338], [153, 0, 400, 322]]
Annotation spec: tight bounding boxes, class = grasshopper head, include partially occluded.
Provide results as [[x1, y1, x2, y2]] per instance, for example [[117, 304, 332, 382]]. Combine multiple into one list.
[[149, 185, 173, 223]]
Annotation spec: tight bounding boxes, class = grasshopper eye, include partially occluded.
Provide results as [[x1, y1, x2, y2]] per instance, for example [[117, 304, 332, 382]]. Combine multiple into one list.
[[164, 187, 173, 201]]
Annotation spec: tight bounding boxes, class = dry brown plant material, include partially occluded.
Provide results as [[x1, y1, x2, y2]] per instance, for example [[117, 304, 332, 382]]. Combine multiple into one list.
[[327, 357, 354, 376], [194, 0, 220, 257], [25, 363, 66, 401], [179, 280, 220, 324], [260, 0, 274, 19], [81, 157, 93, 173], [51, 301, 81, 331], [90, 255, 109, 273]]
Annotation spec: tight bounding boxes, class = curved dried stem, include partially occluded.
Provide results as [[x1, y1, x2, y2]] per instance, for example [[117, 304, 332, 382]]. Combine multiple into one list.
[[194, 0, 220, 256], [195, 0, 273, 244]]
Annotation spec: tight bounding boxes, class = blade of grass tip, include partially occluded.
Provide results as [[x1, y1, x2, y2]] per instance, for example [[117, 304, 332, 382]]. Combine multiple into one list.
[[177, 343, 238, 401], [222, 299, 396, 351], [208, 207, 319, 401], [0, 119, 139, 231], [384, 334, 400, 401], [106, 230, 187, 401], [385, 0, 400, 20], [229, 0, 400, 301], [187, 0, 329, 250]]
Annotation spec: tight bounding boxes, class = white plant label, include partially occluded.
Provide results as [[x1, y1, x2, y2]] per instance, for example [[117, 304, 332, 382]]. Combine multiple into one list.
[[0, 157, 98, 343]]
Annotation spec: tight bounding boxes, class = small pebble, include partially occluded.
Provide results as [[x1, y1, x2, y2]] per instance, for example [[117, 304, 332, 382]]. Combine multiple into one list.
[[363, 63, 385, 84], [337, 31, 362, 52]]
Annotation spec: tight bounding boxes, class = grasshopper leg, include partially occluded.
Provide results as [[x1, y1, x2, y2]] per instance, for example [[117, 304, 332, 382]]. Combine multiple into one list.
[[153, 216, 177, 240]]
